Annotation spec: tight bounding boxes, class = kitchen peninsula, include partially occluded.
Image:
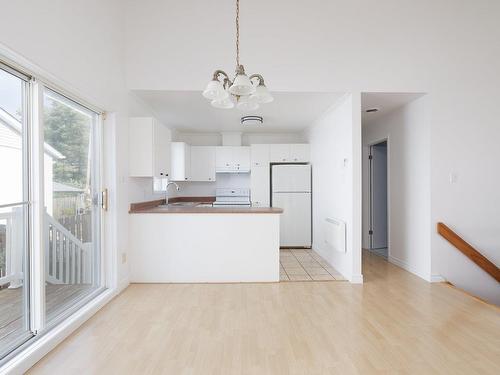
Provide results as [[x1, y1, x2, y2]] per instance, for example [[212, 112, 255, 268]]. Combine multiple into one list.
[[129, 198, 283, 283]]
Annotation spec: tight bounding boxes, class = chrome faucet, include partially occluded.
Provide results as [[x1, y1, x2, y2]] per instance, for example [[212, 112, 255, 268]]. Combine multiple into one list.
[[165, 181, 180, 205]]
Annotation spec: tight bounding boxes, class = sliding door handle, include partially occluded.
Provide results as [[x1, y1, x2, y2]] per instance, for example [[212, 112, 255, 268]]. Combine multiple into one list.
[[101, 188, 108, 211]]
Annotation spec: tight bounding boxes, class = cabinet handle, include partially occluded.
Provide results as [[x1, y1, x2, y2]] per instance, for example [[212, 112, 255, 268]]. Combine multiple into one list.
[[185, 177, 188, 180]]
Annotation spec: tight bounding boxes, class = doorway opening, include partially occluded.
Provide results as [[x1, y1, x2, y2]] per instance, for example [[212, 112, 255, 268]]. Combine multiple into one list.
[[368, 140, 388, 259]]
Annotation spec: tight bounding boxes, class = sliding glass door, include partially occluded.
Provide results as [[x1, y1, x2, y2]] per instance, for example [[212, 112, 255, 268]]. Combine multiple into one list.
[[42, 88, 101, 325], [0, 65, 33, 357], [0, 59, 104, 360]]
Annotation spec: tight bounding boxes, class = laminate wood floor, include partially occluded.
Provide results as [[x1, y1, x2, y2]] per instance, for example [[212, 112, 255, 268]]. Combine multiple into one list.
[[0, 283, 94, 352], [28, 251, 500, 374]]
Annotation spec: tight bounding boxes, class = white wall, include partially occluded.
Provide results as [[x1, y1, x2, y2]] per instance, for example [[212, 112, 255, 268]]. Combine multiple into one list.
[[430, 89, 500, 304], [362, 96, 432, 281], [305, 94, 362, 282]]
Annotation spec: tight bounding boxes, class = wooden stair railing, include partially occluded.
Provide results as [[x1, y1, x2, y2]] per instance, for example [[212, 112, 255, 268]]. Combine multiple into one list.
[[437, 222, 500, 283]]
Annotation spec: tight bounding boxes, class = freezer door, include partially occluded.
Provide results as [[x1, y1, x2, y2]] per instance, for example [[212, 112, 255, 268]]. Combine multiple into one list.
[[272, 192, 311, 247], [271, 164, 311, 192]]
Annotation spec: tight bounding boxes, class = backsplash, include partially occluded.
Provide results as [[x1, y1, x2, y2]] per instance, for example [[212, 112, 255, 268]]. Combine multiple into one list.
[[176, 173, 250, 197]]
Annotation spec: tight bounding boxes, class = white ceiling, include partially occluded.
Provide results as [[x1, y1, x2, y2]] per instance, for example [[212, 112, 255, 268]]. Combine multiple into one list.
[[133, 90, 345, 133], [362, 92, 425, 125]]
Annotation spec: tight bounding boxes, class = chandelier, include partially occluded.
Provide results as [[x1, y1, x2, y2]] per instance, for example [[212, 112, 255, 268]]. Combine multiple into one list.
[[202, 0, 273, 110]]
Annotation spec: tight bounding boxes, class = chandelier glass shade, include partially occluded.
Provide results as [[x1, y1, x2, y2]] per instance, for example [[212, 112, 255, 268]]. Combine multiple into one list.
[[202, 0, 273, 110]]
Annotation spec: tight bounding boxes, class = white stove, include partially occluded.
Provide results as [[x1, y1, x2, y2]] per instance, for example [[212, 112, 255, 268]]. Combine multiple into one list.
[[213, 188, 251, 207]]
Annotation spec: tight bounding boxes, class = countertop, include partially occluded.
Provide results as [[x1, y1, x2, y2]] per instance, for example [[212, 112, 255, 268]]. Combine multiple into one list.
[[129, 197, 283, 214]]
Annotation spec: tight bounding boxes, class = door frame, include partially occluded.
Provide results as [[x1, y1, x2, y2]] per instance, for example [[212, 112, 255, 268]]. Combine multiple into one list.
[[366, 136, 390, 259]]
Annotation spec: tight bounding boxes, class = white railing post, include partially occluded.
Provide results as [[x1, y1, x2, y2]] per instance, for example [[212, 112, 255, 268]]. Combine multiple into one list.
[[8, 207, 24, 289], [83, 243, 92, 284], [43, 211, 90, 285]]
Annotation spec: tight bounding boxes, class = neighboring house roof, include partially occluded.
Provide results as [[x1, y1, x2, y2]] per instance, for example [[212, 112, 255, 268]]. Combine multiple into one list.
[[0, 107, 65, 159], [53, 182, 84, 193]]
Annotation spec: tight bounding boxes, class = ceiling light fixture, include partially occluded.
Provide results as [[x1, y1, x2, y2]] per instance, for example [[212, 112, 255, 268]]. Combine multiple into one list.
[[241, 115, 263, 125], [202, 0, 273, 110]]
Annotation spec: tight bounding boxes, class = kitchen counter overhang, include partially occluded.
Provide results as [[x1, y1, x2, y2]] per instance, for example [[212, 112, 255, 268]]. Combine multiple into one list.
[[128, 198, 282, 283], [129, 198, 283, 214]]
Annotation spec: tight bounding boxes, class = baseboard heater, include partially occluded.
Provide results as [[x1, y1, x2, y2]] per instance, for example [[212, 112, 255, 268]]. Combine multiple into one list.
[[324, 217, 346, 253]]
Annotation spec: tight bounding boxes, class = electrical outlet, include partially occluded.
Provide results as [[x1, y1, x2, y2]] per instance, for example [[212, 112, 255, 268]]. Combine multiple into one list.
[[121, 253, 127, 264]]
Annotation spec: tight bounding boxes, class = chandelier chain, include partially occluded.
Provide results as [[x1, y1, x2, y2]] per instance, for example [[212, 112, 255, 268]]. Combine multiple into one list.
[[236, 0, 240, 68]]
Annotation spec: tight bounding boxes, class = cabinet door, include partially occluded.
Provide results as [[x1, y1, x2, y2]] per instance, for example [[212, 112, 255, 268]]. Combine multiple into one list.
[[233, 146, 250, 172], [251, 165, 270, 207], [129, 118, 154, 177], [216, 146, 234, 172], [269, 144, 291, 162], [184, 143, 191, 181], [153, 120, 171, 178], [290, 144, 310, 162], [170, 142, 189, 181], [190, 146, 216, 181], [251, 144, 270, 167]]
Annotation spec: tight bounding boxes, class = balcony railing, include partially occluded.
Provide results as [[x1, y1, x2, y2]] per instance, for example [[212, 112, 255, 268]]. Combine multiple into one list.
[[0, 208, 91, 288]]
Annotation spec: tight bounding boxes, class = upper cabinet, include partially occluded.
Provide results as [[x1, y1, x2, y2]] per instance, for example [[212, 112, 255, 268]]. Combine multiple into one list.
[[129, 117, 170, 178], [170, 142, 191, 181], [269, 144, 310, 163], [190, 146, 216, 181], [215, 146, 250, 173], [269, 144, 290, 163], [290, 144, 310, 162], [250, 144, 270, 166]]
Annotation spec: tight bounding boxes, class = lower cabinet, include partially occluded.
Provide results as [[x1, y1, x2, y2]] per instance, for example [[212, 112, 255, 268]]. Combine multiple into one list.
[[251, 165, 270, 207]]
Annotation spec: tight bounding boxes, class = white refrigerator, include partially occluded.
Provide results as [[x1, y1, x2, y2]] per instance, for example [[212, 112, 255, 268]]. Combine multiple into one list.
[[271, 164, 311, 248]]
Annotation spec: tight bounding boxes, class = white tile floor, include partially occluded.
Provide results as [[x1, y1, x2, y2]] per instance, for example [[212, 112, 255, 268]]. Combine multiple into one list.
[[279, 249, 346, 281]]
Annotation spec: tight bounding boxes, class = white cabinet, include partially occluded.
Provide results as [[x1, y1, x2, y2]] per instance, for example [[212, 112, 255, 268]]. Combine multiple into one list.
[[251, 144, 270, 166], [269, 144, 310, 163], [251, 165, 270, 207], [215, 146, 250, 172], [290, 144, 310, 162], [190, 146, 216, 182], [170, 142, 191, 181], [129, 117, 170, 178], [232, 147, 251, 171]]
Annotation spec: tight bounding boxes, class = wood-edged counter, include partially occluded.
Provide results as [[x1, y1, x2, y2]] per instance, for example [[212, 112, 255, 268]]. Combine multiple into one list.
[[128, 197, 282, 283], [129, 198, 283, 214]]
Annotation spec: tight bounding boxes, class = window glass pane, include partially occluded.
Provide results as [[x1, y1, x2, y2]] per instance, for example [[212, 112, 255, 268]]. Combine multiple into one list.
[[0, 67, 24, 205], [43, 88, 101, 324], [0, 67, 31, 358]]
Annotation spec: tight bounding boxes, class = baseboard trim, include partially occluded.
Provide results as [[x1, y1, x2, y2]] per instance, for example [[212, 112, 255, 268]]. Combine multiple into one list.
[[430, 274, 446, 283], [388, 255, 429, 282], [350, 274, 364, 284], [311, 247, 354, 283]]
